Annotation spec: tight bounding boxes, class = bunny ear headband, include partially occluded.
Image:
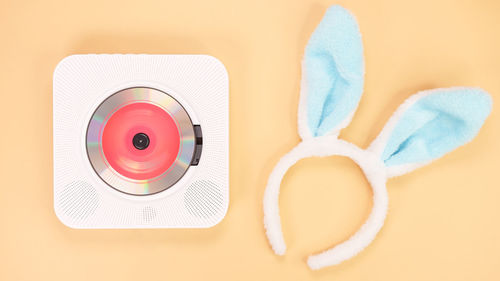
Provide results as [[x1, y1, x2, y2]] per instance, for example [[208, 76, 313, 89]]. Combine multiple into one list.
[[263, 5, 492, 270]]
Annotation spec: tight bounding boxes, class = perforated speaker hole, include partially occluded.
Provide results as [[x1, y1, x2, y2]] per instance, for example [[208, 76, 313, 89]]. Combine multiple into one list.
[[59, 181, 99, 220], [142, 206, 157, 223], [184, 180, 223, 219]]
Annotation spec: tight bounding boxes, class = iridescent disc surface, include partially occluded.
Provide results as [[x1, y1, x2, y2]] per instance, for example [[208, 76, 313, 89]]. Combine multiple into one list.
[[86, 87, 195, 195]]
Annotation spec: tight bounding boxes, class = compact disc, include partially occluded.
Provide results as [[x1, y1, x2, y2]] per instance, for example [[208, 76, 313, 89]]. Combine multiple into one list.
[[86, 87, 196, 195]]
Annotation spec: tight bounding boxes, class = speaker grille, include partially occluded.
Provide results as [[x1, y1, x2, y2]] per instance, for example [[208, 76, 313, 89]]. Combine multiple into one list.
[[142, 206, 157, 223], [59, 181, 99, 220], [184, 180, 223, 219]]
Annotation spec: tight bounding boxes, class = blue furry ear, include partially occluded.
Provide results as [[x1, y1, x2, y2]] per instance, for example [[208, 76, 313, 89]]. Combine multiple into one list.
[[370, 88, 492, 178], [298, 5, 364, 139]]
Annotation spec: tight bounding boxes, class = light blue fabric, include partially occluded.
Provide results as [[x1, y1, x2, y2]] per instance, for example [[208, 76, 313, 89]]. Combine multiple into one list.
[[382, 88, 492, 166], [304, 5, 364, 137]]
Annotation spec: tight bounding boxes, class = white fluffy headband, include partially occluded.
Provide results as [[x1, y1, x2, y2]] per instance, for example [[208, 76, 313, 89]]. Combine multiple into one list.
[[263, 5, 492, 270]]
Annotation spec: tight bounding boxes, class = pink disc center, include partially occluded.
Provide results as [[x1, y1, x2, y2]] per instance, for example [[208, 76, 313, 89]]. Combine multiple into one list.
[[101, 102, 181, 180]]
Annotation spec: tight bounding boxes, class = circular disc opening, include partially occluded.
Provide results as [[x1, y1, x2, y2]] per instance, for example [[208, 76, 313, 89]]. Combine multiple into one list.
[[86, 87, 196, 195]]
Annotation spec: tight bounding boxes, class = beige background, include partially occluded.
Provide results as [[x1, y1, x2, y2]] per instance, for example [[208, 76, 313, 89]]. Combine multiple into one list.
[[1, 0, 499, 280]]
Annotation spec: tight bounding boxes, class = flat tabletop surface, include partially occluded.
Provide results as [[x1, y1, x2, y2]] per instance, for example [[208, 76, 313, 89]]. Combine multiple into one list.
[[1, 0, 499, 280]]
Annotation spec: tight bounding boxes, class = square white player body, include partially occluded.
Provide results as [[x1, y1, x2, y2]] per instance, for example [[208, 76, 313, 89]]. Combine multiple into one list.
[[53, 54, 229, 228]]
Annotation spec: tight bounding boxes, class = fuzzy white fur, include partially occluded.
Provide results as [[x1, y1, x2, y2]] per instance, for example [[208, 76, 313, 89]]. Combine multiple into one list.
[[264, 86, 491, 269], [263, 136, 388, 269], [297, 62, 314, 140], [265, 5, 491, 271]]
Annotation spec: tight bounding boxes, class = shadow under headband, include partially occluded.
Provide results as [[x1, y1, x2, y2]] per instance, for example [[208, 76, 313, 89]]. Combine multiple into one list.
[[263, 5, 492, 270]]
